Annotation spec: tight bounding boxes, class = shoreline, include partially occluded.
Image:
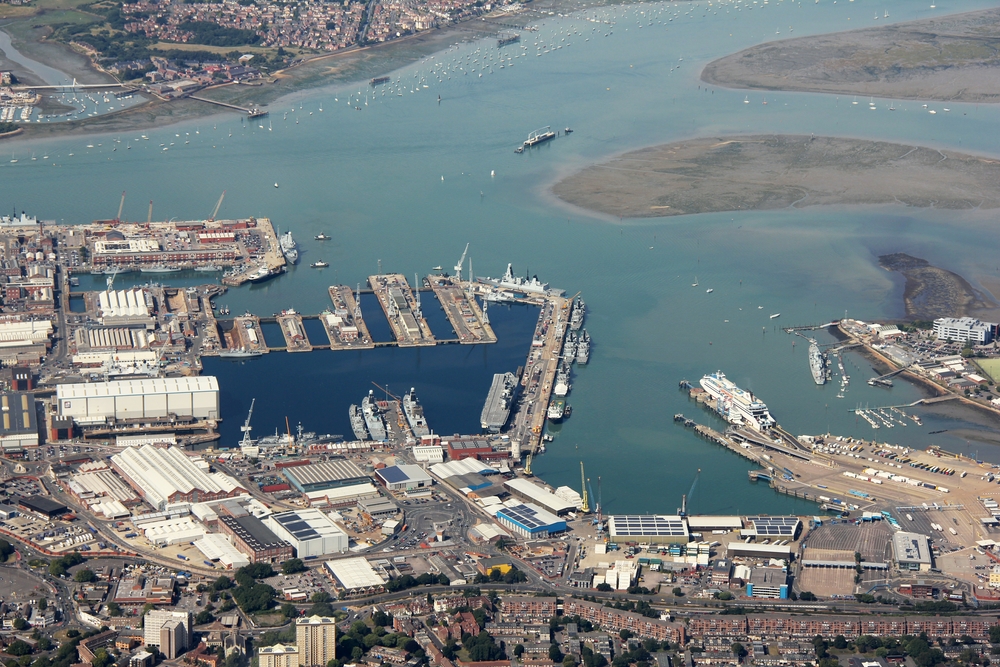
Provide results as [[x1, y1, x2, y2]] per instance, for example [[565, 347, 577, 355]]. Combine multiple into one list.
[[0, 0, 603, 141], [701, 7, 1000, 104]]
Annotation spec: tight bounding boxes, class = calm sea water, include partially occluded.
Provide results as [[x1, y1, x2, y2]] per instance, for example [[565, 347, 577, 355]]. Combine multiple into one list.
[[5, 0, 1000, 514]]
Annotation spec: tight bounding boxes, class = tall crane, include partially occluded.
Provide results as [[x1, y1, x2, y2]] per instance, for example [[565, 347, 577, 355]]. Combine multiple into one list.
[[680, 468, 700, 516], [524, 450, 533, 476], [105, 266, 119, 292], [147, 200, 153, 224], [239, 398, 256, 448], [413, 273, 422, 318], [580, 461, 590, 513], [208, 190, 226, 222], [354, 283, 362, 321], [113, 191, 126, 224], [454, 243, 469, 282]]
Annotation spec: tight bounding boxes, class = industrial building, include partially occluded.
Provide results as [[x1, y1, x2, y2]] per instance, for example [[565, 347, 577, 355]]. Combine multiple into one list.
[[57, 376, 220, 424], [608, 515, 690, 546], [18, 495, 68, 518], [893, 531, 933, 571], [193, 533, 250, 569], [503, 478, 577, 515], [494, 500, 566, 538], [0, 392, 38, 452], [741, 516, 802, 540], [264, 509, 349, 558], [143, 610, 191, 651], [686, 516, 744, 532], [357, 496, 398, 520], [412, 445, 444, 463], [219, 514, 293, 564], [110, 445, 245, 509], [324, 557, 386, 596], [259, 645, 299, 667], [142, 516, 206, 546], [726, 541, 794, 559], [282, 459, 370, 493], [296, 616, 337, 667], [96, 289, 154, 327], [374, 464, 433, 492], [0, 321, 52, 350], [746, 567, 789, 599]]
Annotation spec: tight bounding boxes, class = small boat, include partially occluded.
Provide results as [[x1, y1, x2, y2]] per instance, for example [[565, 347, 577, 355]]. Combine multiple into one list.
[[692, 276, 698, 287], [564, 127, 573, 134], [311, 261, 329, 268], [770, 313, 780, 319], [433, 265, 443, 271], [314, 233, 331, 240], [274, 183, 279, 188], [706, 288, 714, 293]]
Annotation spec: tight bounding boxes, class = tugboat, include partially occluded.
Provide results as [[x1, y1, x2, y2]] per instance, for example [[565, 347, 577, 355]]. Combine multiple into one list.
[[311, 261, 329, 268], [314, 233, 331, 240]]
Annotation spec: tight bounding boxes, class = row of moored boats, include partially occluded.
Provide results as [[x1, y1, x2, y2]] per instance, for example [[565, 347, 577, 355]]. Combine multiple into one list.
[[548, 297, 589, 422], [350, 387, 430, 442]]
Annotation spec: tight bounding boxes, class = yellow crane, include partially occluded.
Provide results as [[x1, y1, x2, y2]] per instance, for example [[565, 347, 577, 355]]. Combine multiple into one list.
[[580, 461, 590, 513], [524, 451, 533, 476]]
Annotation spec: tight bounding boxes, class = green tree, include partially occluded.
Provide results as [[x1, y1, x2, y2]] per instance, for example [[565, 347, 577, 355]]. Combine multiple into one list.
[[282, 559, 307, 575], [549, 644, 564, 662], [6, 641, 32, 657], [731, 643, 747, 659], [0, 539, 14, 562], [619, 630, 634, 641], [799, 591, 817, 601], [65, 629, 80, 639], [279, 603, 297, 619], [213, 576, 233, 591], [12, 618, 28, 631], [672, 587, 684, 597], [106, 602, 122, 617], [513, 645, 524, 658], [596, 583, 613, 592], [834, 635, 848, 650], [195, 610, 215, 625], [74, 569, 97, 583], [36, 599, 46, 612]]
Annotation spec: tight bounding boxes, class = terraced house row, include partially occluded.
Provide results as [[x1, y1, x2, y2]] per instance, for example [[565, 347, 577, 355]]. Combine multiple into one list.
[[686, 614, 998, 642]]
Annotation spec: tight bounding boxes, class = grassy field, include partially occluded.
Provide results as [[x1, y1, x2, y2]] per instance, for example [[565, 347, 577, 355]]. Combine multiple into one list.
[[150, 42, 283, 56], [975, 359, 1000, 383], [0, 0, 99, 25]]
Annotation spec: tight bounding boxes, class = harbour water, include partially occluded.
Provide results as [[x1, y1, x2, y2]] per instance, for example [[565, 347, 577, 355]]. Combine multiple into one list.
[[5, 0, 1000, 514]]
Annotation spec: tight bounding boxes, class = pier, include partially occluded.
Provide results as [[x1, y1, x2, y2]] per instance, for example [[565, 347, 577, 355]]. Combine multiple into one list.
[[369, 274, 436, 347], [276, 310, 312, 352], [514, 297, 569, 455], [427, 274, 497, 344], [326, 285, 375, 350], [219, 314, 266, 355]]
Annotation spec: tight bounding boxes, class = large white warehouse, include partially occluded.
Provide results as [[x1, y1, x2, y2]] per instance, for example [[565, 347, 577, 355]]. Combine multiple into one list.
[[111, 445, 245, 509], [57, 377, 219, 424], [264, 509, 349, 558]]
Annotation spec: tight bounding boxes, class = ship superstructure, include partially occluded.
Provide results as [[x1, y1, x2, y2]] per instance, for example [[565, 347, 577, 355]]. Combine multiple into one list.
[[699, 370, 775, 431], [576, 329, 590, 364], [280, 230, 299, 264], [350, 404, 370, 441], [570, 298, 585, 330], [808, 340, 827, 385]]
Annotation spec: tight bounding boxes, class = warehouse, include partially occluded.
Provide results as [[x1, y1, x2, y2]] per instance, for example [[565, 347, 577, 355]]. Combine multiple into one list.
[[741, 516, 802, 540], [494, 500, 566, 538], [726, 541, 794, 559], [282, 459, 370, 493], [110, 445, 245, 509], [142, 516, 206, 546], [503, 478, 577, 516], [193, 533, 250, 569], [18, 495, 68, 518], [324, 557, 386, 596], [357, 497, 398, 520], [219, 514, 293, 564], [0, 392, 39, 451], [374, 465, 433, 492], [264, 509, 349, 558], [608, 515, 690, 546], [686, 516, 744, 532], [56, 376, 219, 424], [69, 465, 140, 504]]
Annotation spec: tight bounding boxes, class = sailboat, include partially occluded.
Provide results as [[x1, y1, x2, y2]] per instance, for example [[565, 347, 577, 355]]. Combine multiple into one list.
[[744, 95, 749, 104], [9, 152, 16, 163], [852, 96, 858, 105], [692, 276, 699, 287]]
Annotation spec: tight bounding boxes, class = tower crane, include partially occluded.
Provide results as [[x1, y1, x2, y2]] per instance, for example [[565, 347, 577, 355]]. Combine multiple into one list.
[[580, 461, 590, 513], [208, 190, 226, 222], [239, 398, 256, 448], [454, 243, 469, 282]]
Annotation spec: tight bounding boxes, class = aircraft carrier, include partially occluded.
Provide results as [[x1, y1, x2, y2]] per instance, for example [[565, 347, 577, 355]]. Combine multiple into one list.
[[480, 371, 519, 433]]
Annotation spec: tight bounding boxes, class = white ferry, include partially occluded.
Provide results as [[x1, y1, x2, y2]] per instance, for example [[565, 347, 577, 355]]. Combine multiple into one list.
[[699, 370, 775, 431]]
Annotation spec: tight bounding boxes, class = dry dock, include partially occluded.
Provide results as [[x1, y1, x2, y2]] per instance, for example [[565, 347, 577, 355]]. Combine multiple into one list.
[[225, 315, 267, 353], [276, 310, 312, 352], [326, 286, 375, 350], [427, 275, 497, 344], [368, 274, 436, 347]]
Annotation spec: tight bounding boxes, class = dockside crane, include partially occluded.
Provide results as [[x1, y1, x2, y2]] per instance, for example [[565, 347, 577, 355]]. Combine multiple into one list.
[[679, 468, 700, 516], [239, 398, 256, 448], [524, 450, 533, 476], [413, 273, 422, 318], [147, 200, 153, 224], [580, 460, 590, 513], [454, 243, 469, 282], [113, 191, 126, 224], [207, 190, 226, 222]]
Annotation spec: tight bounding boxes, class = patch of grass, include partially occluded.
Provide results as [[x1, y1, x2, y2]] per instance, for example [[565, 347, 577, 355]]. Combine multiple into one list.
[[250, 613, 289, 627], [975, 358, 1000, 382]]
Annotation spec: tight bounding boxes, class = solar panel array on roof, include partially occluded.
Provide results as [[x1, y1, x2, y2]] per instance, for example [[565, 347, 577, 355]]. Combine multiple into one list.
[[746, 516, 800, 536], [499, 504, 551, 529], [273, 513, 322, 541], [610, 515, 687, 536]]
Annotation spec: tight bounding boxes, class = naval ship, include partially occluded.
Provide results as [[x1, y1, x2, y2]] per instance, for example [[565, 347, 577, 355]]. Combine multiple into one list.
[[563, 331, 578, 360], [576, 329, 590, 364], [554, 362, 571, 397], [809, 340, 827, 385], [362, 390, 388, 441], [403, 387, 431, 437], [280, 230, 299, 264], [547, 397, 566, 422], [570, 298, 585, 330], [349, 404, 370, 440], [481, 372, 518, 433]]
